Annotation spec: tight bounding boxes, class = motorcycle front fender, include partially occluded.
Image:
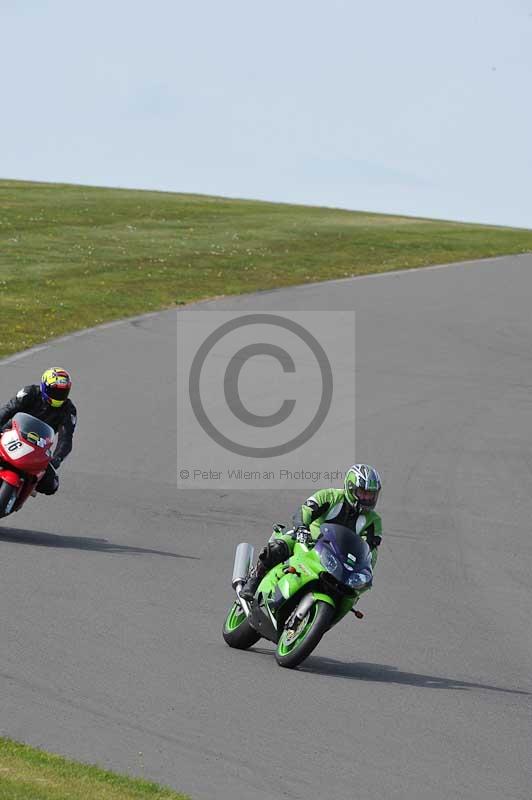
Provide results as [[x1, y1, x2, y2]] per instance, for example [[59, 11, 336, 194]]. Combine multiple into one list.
[[0, 469, 22, 487], [311, 591, 336, 608]]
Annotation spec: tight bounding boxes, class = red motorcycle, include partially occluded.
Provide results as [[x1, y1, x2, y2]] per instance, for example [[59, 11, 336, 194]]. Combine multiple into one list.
[[0, 412, 55, 518]]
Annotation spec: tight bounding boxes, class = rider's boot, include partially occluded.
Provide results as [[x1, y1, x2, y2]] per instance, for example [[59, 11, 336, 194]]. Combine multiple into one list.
[[240, 538, 290, 601], [240, 564, 266, 601]]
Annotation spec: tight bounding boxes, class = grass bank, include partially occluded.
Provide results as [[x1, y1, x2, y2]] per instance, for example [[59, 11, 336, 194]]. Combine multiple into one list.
[[0, 737, 190, 799], [1, 178, 531, 357]]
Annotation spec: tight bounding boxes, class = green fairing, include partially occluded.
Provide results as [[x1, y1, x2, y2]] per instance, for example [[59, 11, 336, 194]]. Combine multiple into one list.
[[257, 540, 358, 625]]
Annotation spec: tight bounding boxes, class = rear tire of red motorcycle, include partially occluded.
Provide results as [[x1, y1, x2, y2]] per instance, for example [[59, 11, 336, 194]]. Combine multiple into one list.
[[0, 480, 16, 518]]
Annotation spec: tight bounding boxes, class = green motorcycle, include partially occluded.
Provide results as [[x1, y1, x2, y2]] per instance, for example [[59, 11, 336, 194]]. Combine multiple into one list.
[[223, 523, 373, 669]]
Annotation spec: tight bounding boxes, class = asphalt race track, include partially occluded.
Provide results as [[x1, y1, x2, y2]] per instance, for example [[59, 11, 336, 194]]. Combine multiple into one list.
[[1, 255, 531, 800]]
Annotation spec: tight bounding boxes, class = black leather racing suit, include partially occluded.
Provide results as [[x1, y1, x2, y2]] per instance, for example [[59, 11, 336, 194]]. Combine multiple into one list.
[[0, 385, 77, 495]]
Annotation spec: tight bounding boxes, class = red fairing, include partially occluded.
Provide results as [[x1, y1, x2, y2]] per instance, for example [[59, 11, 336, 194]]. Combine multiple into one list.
[[0, 413, 54, 517], [0, 427, 51, 473]]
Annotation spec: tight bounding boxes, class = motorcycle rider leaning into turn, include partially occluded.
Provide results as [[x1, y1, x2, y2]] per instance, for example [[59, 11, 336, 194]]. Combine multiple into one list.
[[241, 464, 383, 601], [0, 368, 76, 496]]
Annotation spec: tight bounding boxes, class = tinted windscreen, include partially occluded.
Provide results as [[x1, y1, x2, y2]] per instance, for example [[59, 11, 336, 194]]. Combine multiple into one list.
[[318, 523, 371, 568], [13, 412, 55, 442]]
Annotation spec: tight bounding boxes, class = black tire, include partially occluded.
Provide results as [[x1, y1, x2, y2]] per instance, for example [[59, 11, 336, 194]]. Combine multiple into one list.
[[222, 602, 261, 650], [275, 600, 335, 669], [0, 480, 17, 519]]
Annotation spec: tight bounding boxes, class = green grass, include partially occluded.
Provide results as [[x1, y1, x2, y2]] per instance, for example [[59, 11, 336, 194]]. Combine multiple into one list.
[[0, 737, 190, 799], [1, 178, 531, 358]]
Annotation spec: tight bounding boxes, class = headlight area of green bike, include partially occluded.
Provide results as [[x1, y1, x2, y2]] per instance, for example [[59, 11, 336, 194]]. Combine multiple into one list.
[[223, 523, 373, 669]]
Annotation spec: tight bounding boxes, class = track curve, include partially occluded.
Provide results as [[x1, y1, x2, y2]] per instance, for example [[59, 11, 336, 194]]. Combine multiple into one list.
[[1, 255, 531, 800]]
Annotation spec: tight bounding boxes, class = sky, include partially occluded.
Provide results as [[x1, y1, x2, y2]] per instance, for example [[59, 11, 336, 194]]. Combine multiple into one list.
[[2, 0, 531, 228]]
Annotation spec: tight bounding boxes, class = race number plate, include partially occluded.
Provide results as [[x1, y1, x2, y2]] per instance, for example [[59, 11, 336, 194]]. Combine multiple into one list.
[[1, 429, 34, 460]]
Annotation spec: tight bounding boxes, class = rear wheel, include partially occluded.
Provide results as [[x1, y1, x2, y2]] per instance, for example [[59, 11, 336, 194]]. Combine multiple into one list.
[[222, 602, 261, 649], [275, 599, 335, 669], [0, 481, 17, 518]]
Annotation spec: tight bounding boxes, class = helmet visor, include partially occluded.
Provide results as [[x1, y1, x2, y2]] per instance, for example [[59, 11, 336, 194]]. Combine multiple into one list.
[[46, 384, 70, 401], [355, 488, 380, 510]]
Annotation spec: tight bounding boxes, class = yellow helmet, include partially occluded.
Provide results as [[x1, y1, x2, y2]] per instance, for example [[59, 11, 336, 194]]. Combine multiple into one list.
[[40, 368, 72, 408]]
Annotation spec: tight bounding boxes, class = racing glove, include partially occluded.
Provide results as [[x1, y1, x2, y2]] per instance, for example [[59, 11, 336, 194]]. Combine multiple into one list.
[[365, 530, 382, 550]]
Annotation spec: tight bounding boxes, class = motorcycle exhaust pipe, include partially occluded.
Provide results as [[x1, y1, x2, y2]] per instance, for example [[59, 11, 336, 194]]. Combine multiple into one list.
[[232, 542, 254, 589]]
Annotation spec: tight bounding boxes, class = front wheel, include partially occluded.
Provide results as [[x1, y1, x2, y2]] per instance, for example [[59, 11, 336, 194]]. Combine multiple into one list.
[[275, 599, 335, 669], [0, 481, 17, 519], [222, 602, 261, 650]]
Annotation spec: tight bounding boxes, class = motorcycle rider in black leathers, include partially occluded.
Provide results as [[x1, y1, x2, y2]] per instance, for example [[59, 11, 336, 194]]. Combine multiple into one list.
[[0, 368, 76, 495]]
